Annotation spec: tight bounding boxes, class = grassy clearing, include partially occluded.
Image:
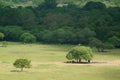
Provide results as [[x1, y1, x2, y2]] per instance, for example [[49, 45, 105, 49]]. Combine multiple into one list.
[[0, 42, 120, 80]]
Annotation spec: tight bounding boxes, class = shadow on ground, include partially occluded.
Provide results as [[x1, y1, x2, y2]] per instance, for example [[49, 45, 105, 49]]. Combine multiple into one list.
[[10, 70, 21, 72], [65, 61, 107, 64]]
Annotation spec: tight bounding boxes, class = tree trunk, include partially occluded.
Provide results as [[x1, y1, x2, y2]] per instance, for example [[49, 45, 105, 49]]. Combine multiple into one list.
[[76, 59, 79, 63], [98, 48, 100, 52], [79, 59, 81, 63], [21, 68, 23, 72], [101, 48, 104, 52], [88, 60, 91, 63]]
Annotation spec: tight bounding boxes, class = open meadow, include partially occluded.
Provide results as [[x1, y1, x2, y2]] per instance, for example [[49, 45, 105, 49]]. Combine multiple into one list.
[[0, 42, 120, 80]]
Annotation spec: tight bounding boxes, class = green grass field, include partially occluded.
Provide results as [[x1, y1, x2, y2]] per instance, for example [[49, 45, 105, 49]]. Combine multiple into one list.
[[0, 42, 120, 80]]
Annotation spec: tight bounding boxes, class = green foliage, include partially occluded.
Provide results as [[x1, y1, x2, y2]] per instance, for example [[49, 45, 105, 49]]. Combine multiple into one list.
[[66, 46, 93, 63], [0, 32, 4, 40], [41, 28, 95, 44], [76, 28, 96, 44], [108, 36, 120, 47], [44, 0, 57, 8], [12, 0, 30, 3], [103, 42, 115, 49], [0, 26, 24, 41], [83, 1, 106, 10], [20, 32, 36, 43], [89, 38, 102, 48], [89, 38, 114, 52], [42, 28, 76, 44], [17, 8, 37, 27], [13, 58, 31, 71], [43, 13, 74, 29], [0, 1, 119, 46]]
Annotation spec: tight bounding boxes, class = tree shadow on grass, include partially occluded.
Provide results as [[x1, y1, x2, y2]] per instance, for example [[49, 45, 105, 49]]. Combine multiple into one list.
[[91, 61, 107, 64], [65, 61, 107, 64], [10, 70, 21, 72], [10, 70, 28, 72], [65, 61, 90, 64]]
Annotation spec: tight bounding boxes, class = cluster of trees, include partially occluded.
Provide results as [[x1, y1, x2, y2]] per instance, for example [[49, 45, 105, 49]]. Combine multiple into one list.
[[0, 31, 36, 43], [0, 0, 120, 48], [89, 38, 115, 52]]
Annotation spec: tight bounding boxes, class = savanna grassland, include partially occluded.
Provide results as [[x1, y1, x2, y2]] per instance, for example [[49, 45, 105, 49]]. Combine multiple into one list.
[[0, 0, 120, 80], [0, 42, 120, 80]]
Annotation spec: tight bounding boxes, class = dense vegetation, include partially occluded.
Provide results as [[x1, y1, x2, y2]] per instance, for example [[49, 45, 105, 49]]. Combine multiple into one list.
[[0, 0, 120, 47]]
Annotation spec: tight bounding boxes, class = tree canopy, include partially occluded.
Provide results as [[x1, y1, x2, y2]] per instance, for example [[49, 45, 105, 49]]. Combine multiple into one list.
[[20, 32, 36, 43], [83, 1, 106, 10], [13, 58, 31, 71], [66, 46, 93, 63]]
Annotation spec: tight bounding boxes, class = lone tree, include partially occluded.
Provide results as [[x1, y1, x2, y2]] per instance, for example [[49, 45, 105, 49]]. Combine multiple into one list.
[[20, 32, 36, 43], [66, 46, 93, 63], [13, 59, 31, 72]]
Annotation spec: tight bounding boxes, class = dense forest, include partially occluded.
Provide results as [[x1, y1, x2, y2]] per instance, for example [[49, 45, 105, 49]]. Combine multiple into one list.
[[0, 0, 120, 48]]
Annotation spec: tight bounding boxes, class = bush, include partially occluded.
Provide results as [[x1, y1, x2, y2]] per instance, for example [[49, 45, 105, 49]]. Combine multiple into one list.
[[20, 32, 36, 43]]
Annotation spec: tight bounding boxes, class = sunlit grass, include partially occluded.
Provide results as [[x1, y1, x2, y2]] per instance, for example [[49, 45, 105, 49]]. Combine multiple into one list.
[[0, 42, 120, 80]]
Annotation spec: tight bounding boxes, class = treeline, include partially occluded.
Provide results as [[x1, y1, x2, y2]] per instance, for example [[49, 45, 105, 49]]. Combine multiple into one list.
[[0, 0, 120, 47], [1, 0, 120, 7]]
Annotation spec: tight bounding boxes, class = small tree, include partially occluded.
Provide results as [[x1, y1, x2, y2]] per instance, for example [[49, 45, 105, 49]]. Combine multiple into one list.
[[66, 46, 93, 63], [0, 32, 4, 40], [13, 59, 31, 71], [20, 32, 36, 43]]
